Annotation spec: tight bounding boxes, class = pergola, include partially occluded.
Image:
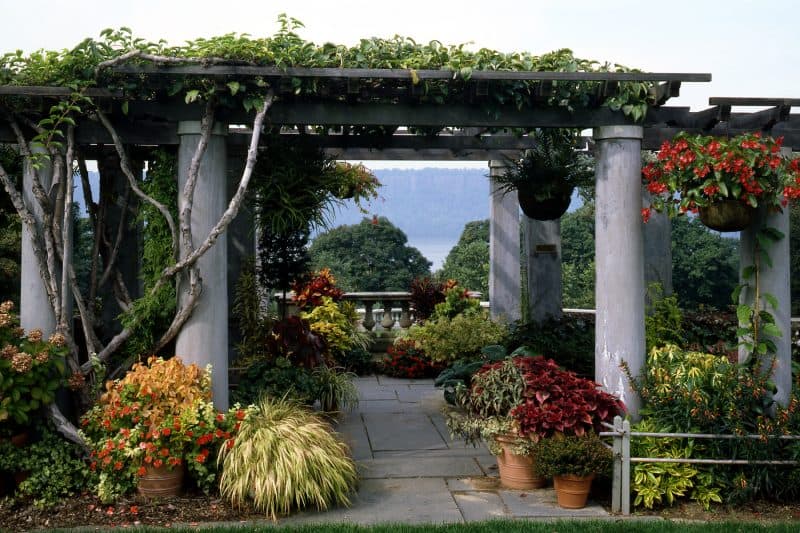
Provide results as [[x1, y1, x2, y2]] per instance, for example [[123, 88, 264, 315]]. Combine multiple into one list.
[[2, 65, 797, 417]]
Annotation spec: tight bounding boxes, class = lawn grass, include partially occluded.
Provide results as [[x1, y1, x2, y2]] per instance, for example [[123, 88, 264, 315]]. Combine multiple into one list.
[[61, 518, 798, 533]]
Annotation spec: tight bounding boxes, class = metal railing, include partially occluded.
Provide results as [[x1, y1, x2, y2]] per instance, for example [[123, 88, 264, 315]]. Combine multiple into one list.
[[600, 415, 800, 515]]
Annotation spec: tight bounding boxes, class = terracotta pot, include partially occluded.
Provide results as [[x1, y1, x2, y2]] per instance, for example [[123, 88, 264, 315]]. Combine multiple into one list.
[[516, 183, 572, 220], [553, 473, 594, 509], [494, 434, 546, 490], [0, 431, 30, 496], [698, 199, 756, 232], [137, 463, 184, 498]]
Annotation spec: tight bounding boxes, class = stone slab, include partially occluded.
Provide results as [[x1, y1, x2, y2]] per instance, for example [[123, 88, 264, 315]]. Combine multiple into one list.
[[452, 491, 509, 522], [358, 386, 398, 401], [374, 448, 495, 459], [358, 456, 484, 479], [335, 418, 372, 461], [279, 477, 463, 525], [377, 376, 435, 386], [475, 454, 500, 477], [446, 476, 503, 492], [499, 489, 609, 517], [363, 412, 448, 451], [395, 387, 441, 403], [354, 400, 409, 414]]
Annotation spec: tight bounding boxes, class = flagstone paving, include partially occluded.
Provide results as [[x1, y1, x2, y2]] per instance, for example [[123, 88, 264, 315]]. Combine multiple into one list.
[[281, 375, 611, 525]]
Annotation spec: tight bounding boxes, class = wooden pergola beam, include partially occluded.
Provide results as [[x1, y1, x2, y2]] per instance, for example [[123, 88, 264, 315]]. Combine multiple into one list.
[[110, 64, 712, 83]]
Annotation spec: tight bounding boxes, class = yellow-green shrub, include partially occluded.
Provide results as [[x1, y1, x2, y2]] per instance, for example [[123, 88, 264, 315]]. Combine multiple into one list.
[[403, 310, 506, 363]]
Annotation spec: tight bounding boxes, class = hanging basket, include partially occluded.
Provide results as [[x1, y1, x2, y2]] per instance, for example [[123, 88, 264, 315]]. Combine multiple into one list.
[[698, 199, 756, 232], [494, 434, 546, 490], [137, 463, 185, 498], [553, 473, 594, 509], [516, 183, 573, 220]]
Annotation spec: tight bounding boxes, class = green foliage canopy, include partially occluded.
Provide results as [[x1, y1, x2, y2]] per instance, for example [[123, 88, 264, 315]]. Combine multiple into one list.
[[308, 216, 430, 292], [438, 219, 489, 295], [0, 17, 654, 121]]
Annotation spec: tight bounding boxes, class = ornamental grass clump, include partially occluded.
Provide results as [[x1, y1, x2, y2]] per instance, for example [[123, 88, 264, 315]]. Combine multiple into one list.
[[218, 396, 357, 519]]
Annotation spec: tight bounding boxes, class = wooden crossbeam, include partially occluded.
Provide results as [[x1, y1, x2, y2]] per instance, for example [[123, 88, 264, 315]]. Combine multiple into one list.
[[0, 86, 119, 97], [109, 64, 712, 83], [709, 97, 800, 107]]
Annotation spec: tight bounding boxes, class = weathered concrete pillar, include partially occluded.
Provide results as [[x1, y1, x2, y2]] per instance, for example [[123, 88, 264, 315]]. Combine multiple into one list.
[[97, 154, 142, 340], [20, 151, 56, 335], [175, 121, 229, 409], [523, 218, 562, 322], [738, 147, 792, 407], [488, 160, 521, 322], [642, 188, 673, 302], [593, 125, 645, 418]]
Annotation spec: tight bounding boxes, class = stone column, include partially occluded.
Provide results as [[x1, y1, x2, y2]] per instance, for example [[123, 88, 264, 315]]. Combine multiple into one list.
[[642, 188, 673, 304], [488, 160, 521, 322], [738, 147, 792, 407], [175, 121, 229, 409], [593, 125, 645, 418], [523, 218, 562, 322], [20, 151, 56, 336]]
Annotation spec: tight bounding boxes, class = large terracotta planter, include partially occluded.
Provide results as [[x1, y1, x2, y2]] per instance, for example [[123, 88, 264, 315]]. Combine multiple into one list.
[[137, 463, 184, 498], [553, 473, 594, 508], [494, 434, 546, 490], [698, 199, 755, 232], [516, 183, 572, 220]]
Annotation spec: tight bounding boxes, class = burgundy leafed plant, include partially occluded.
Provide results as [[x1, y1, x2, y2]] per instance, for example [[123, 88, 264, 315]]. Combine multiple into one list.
[[471, 356, 624, 440]]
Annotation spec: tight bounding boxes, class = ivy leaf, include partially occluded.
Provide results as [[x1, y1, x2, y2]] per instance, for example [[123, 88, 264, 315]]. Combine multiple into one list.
[[741, 266, 755, 280], [409, 69, 420, 85], [227, 81, 240, 95], [763, 293, 779, 311], [185, 90, 200, 104], [121, 100, 129, 115], [762, 323, 782, 338], [736, 304, 752, 324]]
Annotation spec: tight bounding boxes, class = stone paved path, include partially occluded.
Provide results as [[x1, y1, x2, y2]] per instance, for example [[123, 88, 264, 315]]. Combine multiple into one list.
[[280, 375, 610, 525]]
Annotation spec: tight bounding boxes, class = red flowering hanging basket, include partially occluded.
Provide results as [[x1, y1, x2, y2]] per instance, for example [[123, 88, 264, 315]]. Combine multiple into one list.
[[698, 199, 756, 232]]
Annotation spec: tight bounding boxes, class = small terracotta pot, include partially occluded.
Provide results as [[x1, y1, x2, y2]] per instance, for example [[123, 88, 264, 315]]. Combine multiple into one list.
[[553, 473, 595, 509]]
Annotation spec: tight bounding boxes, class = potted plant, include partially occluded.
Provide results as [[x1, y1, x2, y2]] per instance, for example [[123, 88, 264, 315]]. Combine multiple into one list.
[[534, 432, 612, 509], [0, 300, 67, 430], [332, 161, 381, 208], [80, 356, 245, 502], [642, 132, 800, 231], [446, 352, 545, 489], [312, 365, 359, 414], [493, 129, 594, 220]]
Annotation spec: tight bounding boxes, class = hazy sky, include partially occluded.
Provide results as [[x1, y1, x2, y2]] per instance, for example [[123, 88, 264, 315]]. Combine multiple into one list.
[[1, 0, 796, 168]]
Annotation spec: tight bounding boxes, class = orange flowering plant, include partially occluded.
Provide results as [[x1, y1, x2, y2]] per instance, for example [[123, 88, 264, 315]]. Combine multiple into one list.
[[80, 356, 246, 502], [642, 132, 800, 222]]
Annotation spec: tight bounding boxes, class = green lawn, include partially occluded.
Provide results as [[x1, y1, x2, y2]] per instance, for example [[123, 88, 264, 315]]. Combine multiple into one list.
[[54, 519, 799, 533]]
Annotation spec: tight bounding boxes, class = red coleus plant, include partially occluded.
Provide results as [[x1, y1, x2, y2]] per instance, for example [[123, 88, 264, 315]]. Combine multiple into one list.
[[642, 132, 800, 221], [469, 355, 624, 440], [381, 339, 445, 379], [292, 268, 344, 309]]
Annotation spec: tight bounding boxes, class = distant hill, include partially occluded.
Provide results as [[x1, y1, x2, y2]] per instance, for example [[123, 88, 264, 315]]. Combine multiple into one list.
[[76, 167, 492, 269], [323, 167, 490, 241]]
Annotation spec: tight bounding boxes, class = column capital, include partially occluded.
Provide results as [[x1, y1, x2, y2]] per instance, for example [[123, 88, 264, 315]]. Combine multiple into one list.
[[177, 121, 228, 136], [593, 125, 643, 141], [488, 158, 512, 176]]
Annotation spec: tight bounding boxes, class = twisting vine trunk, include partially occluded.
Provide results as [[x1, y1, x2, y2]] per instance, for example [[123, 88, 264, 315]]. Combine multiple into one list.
[[1, 90, 275, 445]]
